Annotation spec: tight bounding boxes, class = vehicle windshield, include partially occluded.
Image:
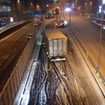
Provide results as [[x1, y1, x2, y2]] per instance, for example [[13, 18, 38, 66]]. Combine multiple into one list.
[[60, 20, 64, 23]]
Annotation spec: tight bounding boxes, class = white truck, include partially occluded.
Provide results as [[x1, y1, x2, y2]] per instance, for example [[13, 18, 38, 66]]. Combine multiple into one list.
[[43, 28, 67, 61]]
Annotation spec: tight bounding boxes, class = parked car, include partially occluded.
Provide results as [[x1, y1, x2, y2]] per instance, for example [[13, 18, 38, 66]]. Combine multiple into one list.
[[0, 19, 6, 27]]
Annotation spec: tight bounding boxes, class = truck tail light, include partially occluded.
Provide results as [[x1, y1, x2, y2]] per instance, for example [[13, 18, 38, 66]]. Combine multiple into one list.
[[49, 56, 52, 59], [65, 55, 67, 58], [60, 23, 63, 26]]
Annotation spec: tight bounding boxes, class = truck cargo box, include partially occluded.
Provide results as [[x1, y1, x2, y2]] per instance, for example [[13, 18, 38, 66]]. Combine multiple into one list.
[[43, 28, 67, 61]]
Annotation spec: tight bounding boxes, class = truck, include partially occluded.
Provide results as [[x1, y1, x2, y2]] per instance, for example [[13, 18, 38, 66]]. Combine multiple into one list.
[[55, 7, 59, 14], [45, 12, 54, 19], [43, 28, 67, 61]]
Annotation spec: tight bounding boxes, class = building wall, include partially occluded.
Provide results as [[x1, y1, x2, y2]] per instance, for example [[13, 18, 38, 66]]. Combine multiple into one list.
[[0, 0, 11, 16]]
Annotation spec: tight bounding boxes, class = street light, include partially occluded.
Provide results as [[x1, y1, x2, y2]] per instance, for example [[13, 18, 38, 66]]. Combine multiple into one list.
[[85, 2, 88, 13], [17, 0, 25, 16], [17, 0, 20, 3], [46, 4, 49, 7], [17, 0, 21, 16], [30, 3, 35, 11], [65, 7, 71, 12], [98, 0, 104, 73]]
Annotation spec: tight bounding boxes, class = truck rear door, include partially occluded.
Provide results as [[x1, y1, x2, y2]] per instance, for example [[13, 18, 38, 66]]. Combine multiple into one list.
[[63, 39, 67, 55], [53, 39, 58, 57], [58, 39, 63, 56], [49, 40, 53, 57]]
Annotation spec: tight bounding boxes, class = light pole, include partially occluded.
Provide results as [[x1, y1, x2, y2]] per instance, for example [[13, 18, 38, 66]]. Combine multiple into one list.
[[60, 0, 62, 19], [89, 2, 92, 17], [29, 3, 35, 11], [85, 2, 88, 13], [17, 0, 23, 15], [75, 0, 78, 7], [98, 0, 103, 73], [17, 0, 21, 16], [62, 0, 64, 18], [70, 9, 71, 28]]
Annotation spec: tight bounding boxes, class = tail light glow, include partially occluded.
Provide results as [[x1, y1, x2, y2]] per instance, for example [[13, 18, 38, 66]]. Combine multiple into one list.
[[49, 56, 52, 59], [60, 23, 63, 25]]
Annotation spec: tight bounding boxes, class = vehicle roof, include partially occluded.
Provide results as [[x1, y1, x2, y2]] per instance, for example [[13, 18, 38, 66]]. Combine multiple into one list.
[[44, 28, 67, 40], [56, 20, 64, 23], [28, 34, 33, 36], [60, 20, 64, 22]]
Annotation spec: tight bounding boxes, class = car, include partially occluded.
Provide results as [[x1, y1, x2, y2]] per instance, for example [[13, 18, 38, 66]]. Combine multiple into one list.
[[55, 7, 59, 14], [60, 19, 68, 26], [34, 23, 38, 27], [27, 34, 32, 41], [45, 15, 49, 19], [52, 10, 56, 15], [45, 12, 54, 19], [0, 19, 6, 27], [55, 21, 64, 28], [39, 18, 43, 23], [55, 19, 68, 28]]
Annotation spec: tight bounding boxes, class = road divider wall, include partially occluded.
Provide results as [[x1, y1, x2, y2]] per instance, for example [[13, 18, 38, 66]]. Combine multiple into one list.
[[0, 28, 37, 105], [0, 21, 31, 39]]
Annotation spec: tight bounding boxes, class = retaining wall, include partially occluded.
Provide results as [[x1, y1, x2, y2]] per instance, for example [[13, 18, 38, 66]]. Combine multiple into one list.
[[0, 29, 37, 105]]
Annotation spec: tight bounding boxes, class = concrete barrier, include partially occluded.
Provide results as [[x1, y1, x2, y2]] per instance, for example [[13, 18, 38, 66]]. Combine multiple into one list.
[[0, 28, 37, 105], [0, 21, 32, 39]]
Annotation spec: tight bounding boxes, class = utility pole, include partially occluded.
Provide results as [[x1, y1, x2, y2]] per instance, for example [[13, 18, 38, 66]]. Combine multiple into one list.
[[98, 0, 103, 73], [62, 0, 64, 18], [60, 0, 62, 19]]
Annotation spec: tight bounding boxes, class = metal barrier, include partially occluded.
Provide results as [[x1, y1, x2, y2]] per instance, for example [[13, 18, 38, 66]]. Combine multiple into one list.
[[0, 29, 37, 105], [88, 56, 98, 71], [70, 29, 105, 96], [71, 29, 103, 73], [0, 21, 31, 39]]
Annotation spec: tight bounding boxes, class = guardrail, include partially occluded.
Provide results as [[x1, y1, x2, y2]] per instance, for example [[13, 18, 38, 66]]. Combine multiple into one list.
[[89, 17, 105, 22], [0, 21, 31, 39], [83, 17, 105, 30], [0, 28, 37, 105], [70, 26, 105, 96]]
